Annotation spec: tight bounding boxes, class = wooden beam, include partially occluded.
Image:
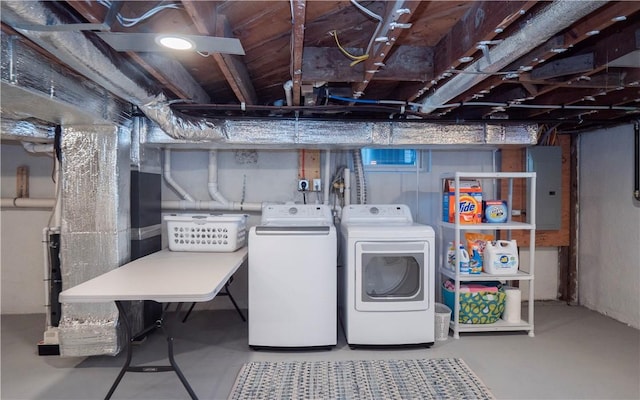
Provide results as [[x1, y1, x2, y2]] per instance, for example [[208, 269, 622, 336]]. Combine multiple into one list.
[[212, 14, 258, 105], [302, 46, 432, 82], [530, 53, 594, 80], [182, 1, 257, 105], [291, 0, 306, 106], [133, 53, 210, 104]]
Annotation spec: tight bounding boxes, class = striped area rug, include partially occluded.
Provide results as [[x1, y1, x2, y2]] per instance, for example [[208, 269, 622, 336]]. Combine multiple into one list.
[[228, 358, 495, 400]]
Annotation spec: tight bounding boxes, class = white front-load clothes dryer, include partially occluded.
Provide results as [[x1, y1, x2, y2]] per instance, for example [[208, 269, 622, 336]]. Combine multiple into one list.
[[339, 204, 435, 347], [249, 204, 337, 348]]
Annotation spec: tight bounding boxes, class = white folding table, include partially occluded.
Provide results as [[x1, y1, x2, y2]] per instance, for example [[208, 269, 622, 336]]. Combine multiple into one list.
[[59, 247, 248, 400]]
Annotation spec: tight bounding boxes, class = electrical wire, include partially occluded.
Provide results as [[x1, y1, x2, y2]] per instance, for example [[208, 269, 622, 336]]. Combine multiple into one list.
[[329, 1, 383, 67], [98, 1, 181, 28], [329, 30, 369, 67], [349, 0, 383, 57]]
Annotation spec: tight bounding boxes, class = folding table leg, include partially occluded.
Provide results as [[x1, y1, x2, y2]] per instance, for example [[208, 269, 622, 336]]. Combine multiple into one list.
[[105, 301, 135, 400], [105, 301, 199, 400], [224, 282, 246, 322]]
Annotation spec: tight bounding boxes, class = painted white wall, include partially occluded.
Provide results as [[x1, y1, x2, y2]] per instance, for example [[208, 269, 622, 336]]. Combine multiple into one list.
[[578, 124, 640, 329], [1, 142, 56, 314], [1, 144, 561, 314]]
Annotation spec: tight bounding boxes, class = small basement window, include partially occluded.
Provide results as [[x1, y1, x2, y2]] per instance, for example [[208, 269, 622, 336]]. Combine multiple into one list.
[[361, 148, 423, 171]]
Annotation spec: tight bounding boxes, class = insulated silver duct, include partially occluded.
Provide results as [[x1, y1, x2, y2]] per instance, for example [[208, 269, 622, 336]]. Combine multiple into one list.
[[0, 30, 129, 130], [0, 1, 222, 141], [0, 118, 53, 141], [420, 0, 609, 113], [2, 1, 536, 147], [142, 119, 538, 148], [58, 124, 140, 357]]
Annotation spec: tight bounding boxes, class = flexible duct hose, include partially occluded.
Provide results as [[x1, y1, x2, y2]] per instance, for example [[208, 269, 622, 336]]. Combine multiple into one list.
[[352, 150, 367, 204]]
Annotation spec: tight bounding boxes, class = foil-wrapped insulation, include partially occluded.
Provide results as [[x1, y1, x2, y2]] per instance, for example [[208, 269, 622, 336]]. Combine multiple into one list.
[[130, 116, 162, 173], [420, 0, 607, 113], [142, 119, 538, 148], [58, 125, 138, 357], [0, 118, 53, 141], [0, 30, 130, 128], [0, 1, 222, 141]]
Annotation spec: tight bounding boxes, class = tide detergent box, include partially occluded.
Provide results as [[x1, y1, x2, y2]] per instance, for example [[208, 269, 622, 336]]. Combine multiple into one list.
[[443, 179, 482, 224]]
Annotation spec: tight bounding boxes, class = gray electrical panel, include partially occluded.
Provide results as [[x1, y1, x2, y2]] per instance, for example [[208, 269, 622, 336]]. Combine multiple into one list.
[[526, 146, 562, 230]]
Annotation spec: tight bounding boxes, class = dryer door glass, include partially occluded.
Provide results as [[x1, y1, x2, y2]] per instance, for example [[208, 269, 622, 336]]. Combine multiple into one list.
[[362, 253, 421, 299], [354, 241, 429, 312]]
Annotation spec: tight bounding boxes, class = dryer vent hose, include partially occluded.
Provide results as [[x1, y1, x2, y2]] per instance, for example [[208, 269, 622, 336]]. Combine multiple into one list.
[[352, 150, 368, 204]]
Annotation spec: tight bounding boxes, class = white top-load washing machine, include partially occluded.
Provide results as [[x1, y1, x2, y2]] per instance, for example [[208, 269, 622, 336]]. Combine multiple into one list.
[[340, 204, 435, 347], [248, 204, 337, 348]]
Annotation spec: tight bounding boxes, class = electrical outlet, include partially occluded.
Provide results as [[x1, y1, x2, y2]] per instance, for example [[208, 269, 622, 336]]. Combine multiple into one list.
[[298, 179, 309, 191], [313, 179, 322, 191]]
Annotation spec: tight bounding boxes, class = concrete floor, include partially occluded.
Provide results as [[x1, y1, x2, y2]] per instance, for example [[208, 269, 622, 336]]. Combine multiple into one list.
[[2, 301, 639, 400]]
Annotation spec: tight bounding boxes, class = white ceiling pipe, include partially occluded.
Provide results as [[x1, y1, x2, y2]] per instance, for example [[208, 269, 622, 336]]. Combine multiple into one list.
[[1, 198, 55, 208], [163, 149, 195, 202], [323, 150, 331, 205], [420, 0, 609, 114], [208, 150, 230, 206], [284, 80, 294, 107], [344, 167, 351, 206]]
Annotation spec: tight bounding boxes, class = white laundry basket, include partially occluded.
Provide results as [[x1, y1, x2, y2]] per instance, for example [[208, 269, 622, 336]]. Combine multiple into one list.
[[435, 303, 452, 341]]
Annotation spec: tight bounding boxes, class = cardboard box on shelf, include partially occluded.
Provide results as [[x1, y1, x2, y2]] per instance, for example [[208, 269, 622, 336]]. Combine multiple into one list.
[[442, 179, 482, 224]]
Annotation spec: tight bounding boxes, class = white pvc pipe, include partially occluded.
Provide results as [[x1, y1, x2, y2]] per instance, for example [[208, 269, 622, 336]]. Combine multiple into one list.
[[344, 167, 351, 206], [283, 80, 294, 107], [163, 149, 195, 202], [208, 150, 230, 206], [162, 200, 262, 212], [22, 142, 54, 154], [0, 198, 55, 208], [323, 150, 331, 205]]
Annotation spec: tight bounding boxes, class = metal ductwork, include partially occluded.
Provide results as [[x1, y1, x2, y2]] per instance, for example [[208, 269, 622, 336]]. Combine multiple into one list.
[[0, 30, 130, 133], [0, 1, 223, 141], [141, 119, 538, 148], [420, 0, 609, 114], [1, 1, 539, 147]]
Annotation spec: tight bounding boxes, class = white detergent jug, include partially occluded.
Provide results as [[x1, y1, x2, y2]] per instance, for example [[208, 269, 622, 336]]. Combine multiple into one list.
[[458, 245, 470, 274], [484, 240, 519, 274]]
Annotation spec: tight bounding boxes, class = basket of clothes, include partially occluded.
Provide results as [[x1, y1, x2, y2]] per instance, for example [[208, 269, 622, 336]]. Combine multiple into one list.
[[442, 280, 506, 324]]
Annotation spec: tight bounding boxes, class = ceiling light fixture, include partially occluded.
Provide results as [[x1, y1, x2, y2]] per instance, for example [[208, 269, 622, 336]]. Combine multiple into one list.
[[156, 35, 195, 50]]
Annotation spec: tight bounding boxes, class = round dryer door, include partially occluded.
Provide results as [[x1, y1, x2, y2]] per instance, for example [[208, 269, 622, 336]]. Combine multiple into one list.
[[354, 241, 429, 312]]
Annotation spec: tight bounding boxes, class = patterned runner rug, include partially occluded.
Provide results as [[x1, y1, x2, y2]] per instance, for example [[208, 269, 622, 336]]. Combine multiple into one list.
[[228, 358, 495, 399]]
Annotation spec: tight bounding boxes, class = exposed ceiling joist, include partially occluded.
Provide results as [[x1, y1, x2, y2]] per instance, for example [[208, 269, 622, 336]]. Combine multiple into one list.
[[182, 0, 257, 105], [291, 0, 306, 106]]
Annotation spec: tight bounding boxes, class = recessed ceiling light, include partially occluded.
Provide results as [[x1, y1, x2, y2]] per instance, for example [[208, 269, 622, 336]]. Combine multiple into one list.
[[156, 35, 195, 50], [611, 16, 627, 22], [458, 56, 473, 63], [586, 30, 600, 36]]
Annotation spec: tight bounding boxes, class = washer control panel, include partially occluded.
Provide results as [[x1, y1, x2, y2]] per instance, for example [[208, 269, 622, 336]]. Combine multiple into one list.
[[261, 204, 333, 224]]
